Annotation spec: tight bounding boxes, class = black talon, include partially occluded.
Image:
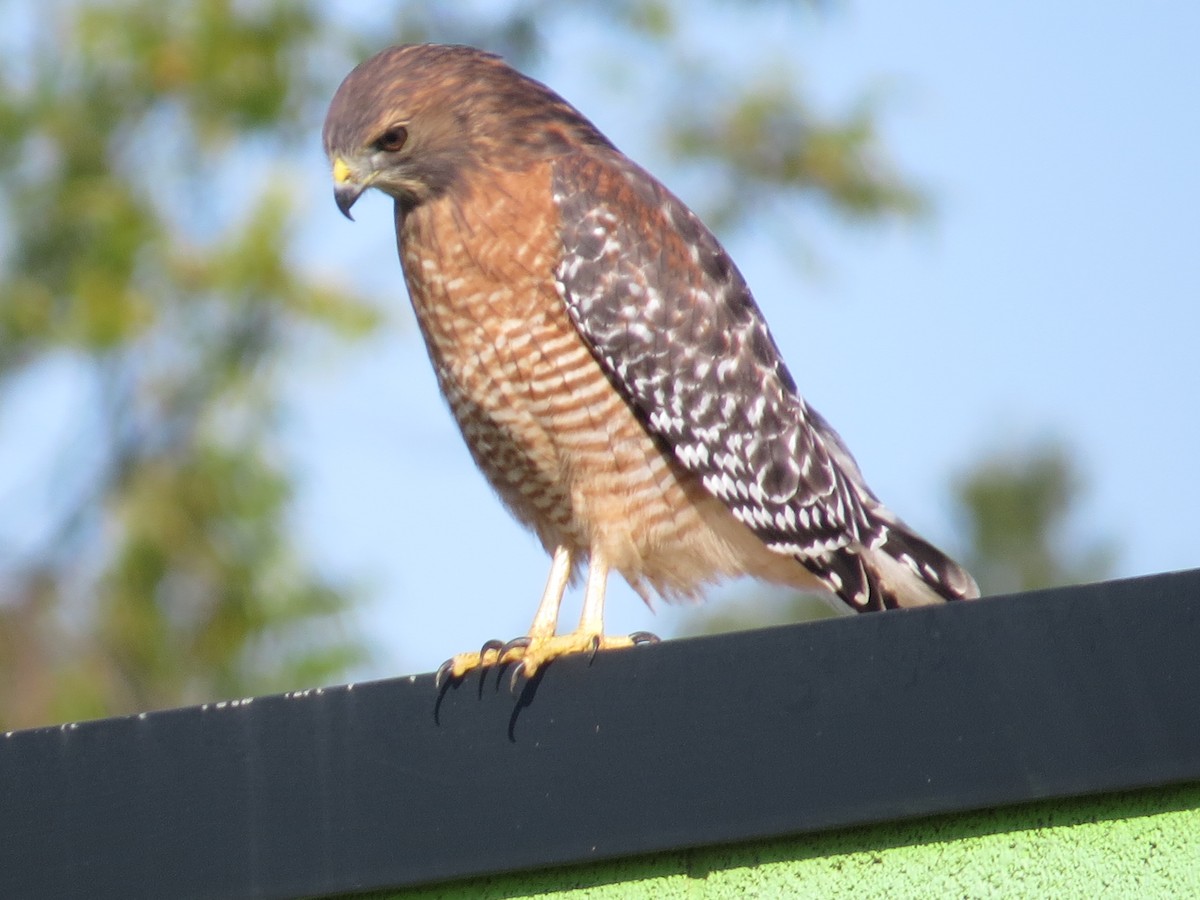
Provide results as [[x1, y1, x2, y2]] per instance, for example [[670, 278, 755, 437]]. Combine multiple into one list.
[[501, 636, 531, 655], [588, 633, 602, 663], [629, 631, 661, 645], [435, 658, 456, 691], [509, 661, 527, 694], [479, 638, 504, 660]]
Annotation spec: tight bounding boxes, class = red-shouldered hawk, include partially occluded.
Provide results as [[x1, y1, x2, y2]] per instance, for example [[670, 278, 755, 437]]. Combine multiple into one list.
[[323, 44, 980, 686]]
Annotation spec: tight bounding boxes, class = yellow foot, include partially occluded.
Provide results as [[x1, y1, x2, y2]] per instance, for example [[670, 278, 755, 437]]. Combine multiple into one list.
[[435, 631, 658, 690], [497, 631, 655, 680]]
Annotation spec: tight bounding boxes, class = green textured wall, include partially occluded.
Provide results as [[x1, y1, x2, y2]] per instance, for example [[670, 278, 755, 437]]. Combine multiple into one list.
[[373, 781, 1199, 898]]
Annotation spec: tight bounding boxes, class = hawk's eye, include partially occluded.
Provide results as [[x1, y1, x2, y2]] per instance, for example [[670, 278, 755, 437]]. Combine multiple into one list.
[[375, 125, 408, 153]]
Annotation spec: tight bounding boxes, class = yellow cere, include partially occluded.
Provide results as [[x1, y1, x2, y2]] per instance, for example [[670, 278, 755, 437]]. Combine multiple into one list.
[[332, 157, 352, 185]]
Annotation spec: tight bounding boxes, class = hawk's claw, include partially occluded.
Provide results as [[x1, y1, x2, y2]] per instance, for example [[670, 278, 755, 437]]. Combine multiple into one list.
[[435, 658, 455, 691], [434, 636, 509, 689], [509, 661, 527, 694], [436, 630, 661, 690], [501, 636, 531, 656]]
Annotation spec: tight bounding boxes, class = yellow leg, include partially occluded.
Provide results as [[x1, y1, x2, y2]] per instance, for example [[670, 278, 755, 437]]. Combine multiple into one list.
[[438, 545, 571, 684], [527, 544, 573, 640], [435, 547, 659, 689], [499, 551, 658, 681]]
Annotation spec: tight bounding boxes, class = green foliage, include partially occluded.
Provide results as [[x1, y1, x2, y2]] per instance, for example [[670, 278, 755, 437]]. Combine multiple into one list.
[[0, 0, 375, 729], [954, 441, 1115, 596], [669, 78, 925, 231]]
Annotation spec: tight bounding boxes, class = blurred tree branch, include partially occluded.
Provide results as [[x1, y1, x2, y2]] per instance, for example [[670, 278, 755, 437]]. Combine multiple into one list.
[[0, 0, 376, 727], [953, 440, 1116, 596]]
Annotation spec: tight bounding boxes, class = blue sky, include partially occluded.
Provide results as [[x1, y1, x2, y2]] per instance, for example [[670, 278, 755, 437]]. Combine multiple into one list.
[[284, 4, 1199, 678]]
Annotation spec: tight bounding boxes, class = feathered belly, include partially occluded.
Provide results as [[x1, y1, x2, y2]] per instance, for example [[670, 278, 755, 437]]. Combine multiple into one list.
[[396, 171, 821, 601], [410, 280, 819, 601]]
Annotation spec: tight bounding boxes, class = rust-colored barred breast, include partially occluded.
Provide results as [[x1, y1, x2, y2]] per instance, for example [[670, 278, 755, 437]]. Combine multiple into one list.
[[397, 161, 810, 600]]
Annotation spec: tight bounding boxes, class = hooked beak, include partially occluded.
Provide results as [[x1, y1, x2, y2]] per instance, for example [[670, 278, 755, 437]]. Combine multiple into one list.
[[331, 157, 365, 220], [334, 182, 364, 220]]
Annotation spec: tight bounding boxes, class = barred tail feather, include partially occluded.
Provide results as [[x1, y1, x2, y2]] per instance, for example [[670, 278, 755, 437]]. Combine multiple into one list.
[[864, 524, 980, 608], [798, 514, 979, 614]]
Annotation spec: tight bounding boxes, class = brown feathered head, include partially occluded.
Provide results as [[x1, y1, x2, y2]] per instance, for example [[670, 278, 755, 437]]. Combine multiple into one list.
[[323, 44, 613, 218]]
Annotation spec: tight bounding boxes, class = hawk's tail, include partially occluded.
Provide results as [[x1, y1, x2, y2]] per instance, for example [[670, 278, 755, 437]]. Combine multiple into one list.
[[864, 518, 980, 608], [801, 510, 980, 613]]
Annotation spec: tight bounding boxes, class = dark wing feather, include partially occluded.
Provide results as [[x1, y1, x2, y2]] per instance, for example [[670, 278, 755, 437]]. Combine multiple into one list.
[[550, 150, 911, 610]]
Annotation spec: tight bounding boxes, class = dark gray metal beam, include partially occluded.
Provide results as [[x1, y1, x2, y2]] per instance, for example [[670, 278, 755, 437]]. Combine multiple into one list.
[[2, 568, 1198, 899]]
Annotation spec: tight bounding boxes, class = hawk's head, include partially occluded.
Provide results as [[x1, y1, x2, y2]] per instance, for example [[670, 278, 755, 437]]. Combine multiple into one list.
[[323, 43, 614, 219]]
